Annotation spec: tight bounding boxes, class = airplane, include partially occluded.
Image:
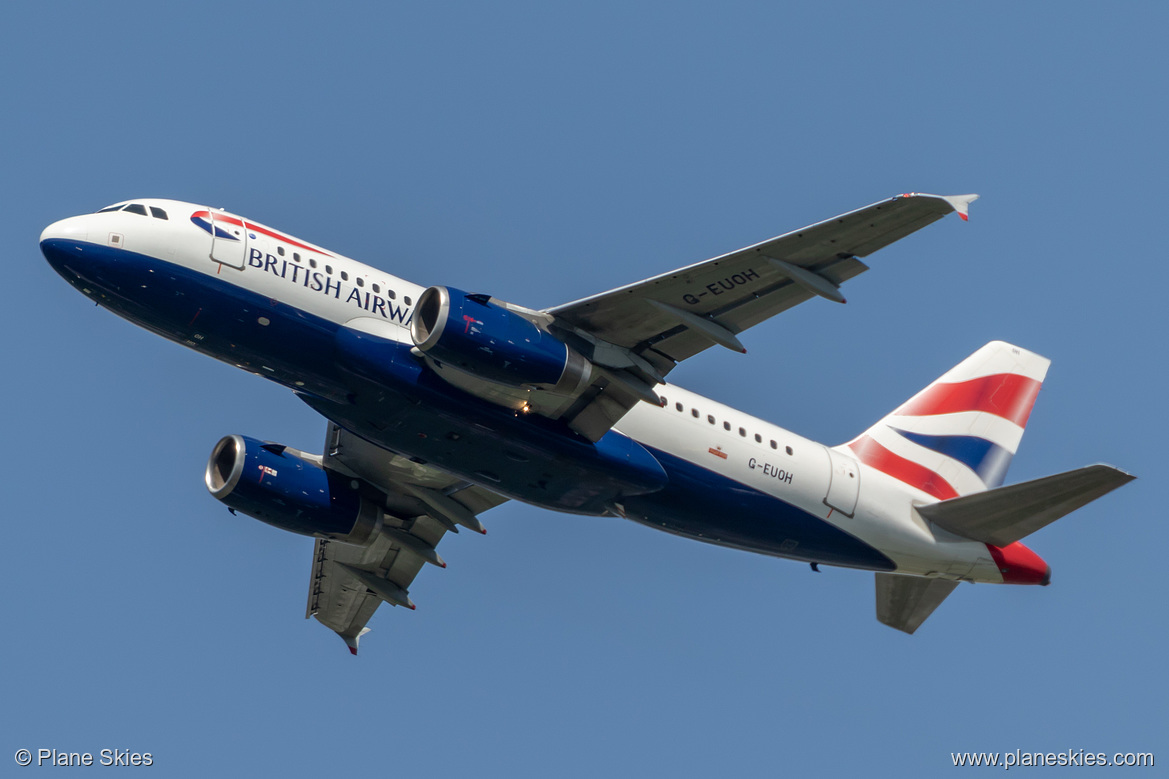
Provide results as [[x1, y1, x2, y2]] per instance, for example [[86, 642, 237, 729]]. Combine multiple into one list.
[[40, 193, 1134, 652]]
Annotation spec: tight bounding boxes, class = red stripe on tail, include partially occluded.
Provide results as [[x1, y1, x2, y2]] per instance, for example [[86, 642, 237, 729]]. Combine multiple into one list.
[[848, 435, 958, 500], [896, 373, 1041, 427]]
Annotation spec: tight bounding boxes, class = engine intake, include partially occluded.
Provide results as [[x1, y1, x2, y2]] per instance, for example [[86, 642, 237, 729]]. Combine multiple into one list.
[[411, 286, 588, 389], [206, 435, 379, 542]]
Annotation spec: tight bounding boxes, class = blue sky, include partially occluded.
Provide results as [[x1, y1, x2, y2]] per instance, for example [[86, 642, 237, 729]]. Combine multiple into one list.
[[3, 2, 1164, 775]]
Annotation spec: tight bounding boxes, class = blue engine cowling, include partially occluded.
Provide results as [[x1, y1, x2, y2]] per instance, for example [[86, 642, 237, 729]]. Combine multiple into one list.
[[410, 286, 585, 388], [205, 435, 378, 540]]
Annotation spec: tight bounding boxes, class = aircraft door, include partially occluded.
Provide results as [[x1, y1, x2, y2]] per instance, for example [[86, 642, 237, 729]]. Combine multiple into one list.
[[823, 447, 860, 517], [209, 210, 247, 269]]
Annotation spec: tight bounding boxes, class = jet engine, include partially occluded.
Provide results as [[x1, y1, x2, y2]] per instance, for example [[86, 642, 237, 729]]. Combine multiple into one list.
[[205, 435, 379, 542], [410, 286, 590, 390]]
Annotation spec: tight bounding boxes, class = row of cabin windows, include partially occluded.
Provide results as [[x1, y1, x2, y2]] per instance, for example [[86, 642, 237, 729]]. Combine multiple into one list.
[[95, 203, 415, 306], [660, 396, 794, 456], [273, 245, 412, 304], [97, 203, 168, 220]]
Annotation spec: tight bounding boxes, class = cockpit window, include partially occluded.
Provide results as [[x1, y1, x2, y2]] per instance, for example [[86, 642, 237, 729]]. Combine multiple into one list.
[[97, 204, 126, 213], [123, 204, 148, 216], [149, 206, 168, 220]]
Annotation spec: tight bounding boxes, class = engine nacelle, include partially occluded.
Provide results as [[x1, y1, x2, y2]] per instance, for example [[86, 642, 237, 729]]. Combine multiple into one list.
[[205, 435, 379, 542], [411, 285, 589, 389]]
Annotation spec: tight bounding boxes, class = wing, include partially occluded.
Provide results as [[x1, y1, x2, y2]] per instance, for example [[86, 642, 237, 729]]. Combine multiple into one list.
[[544, 193, 976, 440], [306, 422, 508, 653], [549, 192, 976, 371]]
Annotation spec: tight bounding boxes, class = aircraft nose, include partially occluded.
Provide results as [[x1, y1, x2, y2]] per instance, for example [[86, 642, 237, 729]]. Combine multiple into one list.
[[41, 215, 93, 277], [41, 216, 88, 244]]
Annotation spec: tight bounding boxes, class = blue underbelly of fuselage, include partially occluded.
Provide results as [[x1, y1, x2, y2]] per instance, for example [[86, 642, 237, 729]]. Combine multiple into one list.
[[623, 448, 894, 570], [42, 238, 893, 570]]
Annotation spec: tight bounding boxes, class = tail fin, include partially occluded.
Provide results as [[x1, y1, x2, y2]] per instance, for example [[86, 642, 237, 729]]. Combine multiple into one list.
[[846, 341, 1050, 500]]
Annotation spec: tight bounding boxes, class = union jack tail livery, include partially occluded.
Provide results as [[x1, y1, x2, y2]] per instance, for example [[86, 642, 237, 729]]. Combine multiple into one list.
[[848, 341, 1049, 501]]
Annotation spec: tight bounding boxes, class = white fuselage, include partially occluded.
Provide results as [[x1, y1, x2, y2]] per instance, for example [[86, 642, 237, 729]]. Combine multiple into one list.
[[41, 199, 1008, 584]]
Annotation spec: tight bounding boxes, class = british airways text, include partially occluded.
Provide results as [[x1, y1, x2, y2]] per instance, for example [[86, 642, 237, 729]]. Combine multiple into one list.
[[247, 249, 412, 324]]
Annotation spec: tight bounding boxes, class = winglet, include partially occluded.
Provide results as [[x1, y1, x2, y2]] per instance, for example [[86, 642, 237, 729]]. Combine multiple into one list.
[[341, 626, 372, 655], [941, 193, 979, 221], [897, 193, 979, 221]]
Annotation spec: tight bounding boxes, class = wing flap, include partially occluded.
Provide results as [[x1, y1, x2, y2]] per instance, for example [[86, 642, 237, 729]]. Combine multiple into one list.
[[305, 423, 509, 652], [917, 464, 1135, 547], [875, 573, 960, 634]]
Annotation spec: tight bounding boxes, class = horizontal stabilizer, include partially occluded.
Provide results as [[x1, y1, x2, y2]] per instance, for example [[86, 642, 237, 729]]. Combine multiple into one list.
[[875, 573, 959, 634], [918, 464, 1135, 547]]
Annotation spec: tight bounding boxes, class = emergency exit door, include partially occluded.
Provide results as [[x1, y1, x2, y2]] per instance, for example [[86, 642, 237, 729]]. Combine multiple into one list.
[[824, 447, 860, 517], [209, 210, 247, 269]]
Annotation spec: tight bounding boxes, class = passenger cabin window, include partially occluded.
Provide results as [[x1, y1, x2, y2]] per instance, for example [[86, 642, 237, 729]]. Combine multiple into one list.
[[123, 204, 147, 216], [277, 246, 285, 256], [707, 415, 715, 425], [723, 421, 731, 431], [309, 259, 317, 269], [388, 290, 396, 300], [325, 265, 333, 275], [372, 284, 380, 293], [675, 402, 683, 412], [149, 206, 168, 220], [786, 446, 794, 455], [691, 409, 699, 418], [356, 278, 364, 287], [739, 427, 746, 437], [293, 252, 301, 262], [770, 440, 777, 449], [754, 433, 762, 443], [341, 271, 349, 281], [405, 296, 412, 305]]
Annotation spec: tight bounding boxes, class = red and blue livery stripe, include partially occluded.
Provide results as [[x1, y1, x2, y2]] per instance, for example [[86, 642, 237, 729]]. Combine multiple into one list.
[[190, 211, 240, 240], [189, 210, 333, 257]]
